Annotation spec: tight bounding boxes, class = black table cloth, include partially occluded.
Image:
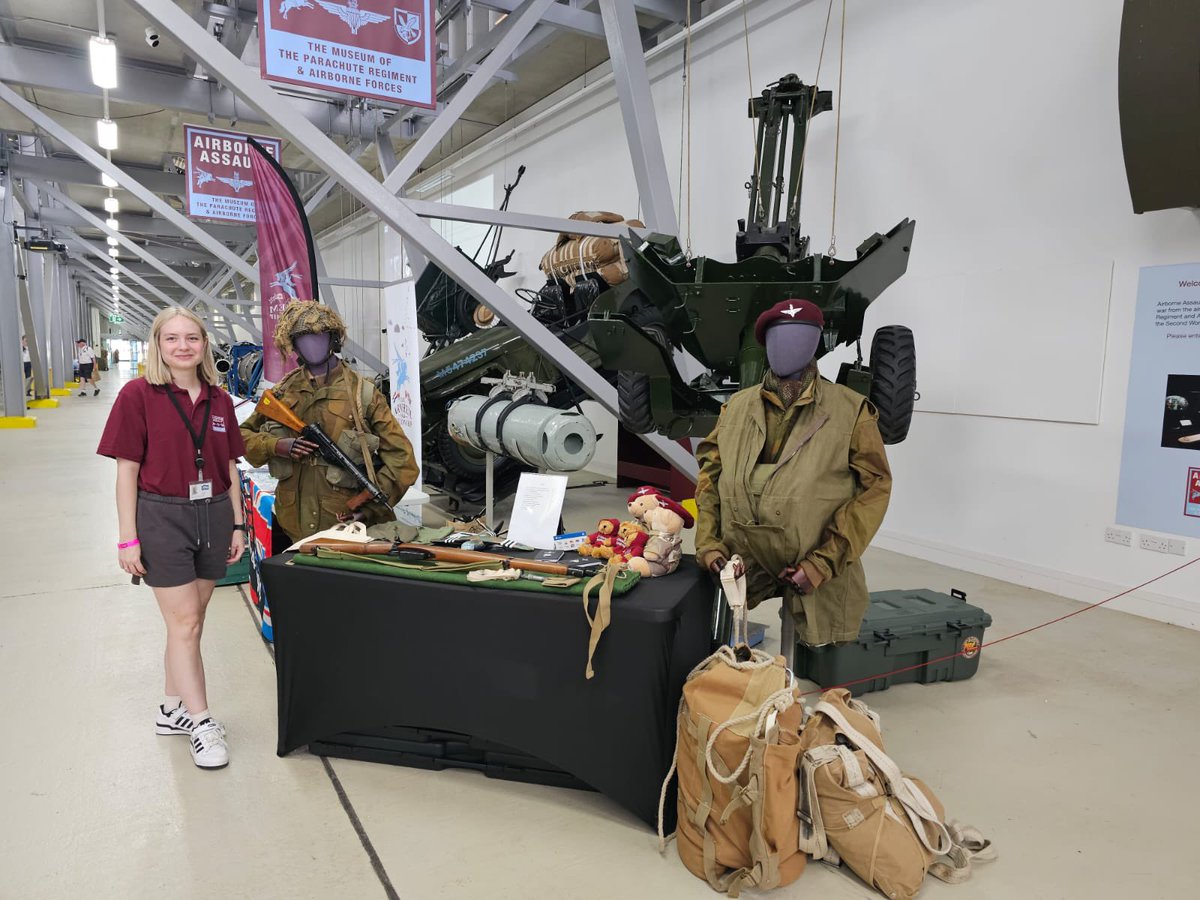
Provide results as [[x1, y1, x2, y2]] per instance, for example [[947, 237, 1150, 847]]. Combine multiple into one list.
[[263, 553, 714, 827]]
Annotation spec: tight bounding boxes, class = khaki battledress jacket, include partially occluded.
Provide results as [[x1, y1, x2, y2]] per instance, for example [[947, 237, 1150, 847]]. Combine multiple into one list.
[[240, 363, 419, 541], [695, 369, 892, 644]]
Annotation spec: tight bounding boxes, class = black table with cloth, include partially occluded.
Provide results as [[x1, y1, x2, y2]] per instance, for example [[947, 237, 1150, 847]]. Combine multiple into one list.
[[262, 553, 714, 827]]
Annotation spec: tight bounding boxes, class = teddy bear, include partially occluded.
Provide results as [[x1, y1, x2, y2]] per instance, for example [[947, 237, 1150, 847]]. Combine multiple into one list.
[[612, 520, 648, 563], [626, 485, 664, 525], [578, 518, 620, 557], [627, 495, 695, 577]]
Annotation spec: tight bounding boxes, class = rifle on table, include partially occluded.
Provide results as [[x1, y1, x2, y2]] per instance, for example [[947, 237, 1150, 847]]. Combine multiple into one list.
[[254, 390, 390, 514], [299, 539, 603, 578]]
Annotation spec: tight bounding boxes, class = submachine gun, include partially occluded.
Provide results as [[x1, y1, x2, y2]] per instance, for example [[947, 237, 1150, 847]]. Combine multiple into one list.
[[254, 390, 391, 515]]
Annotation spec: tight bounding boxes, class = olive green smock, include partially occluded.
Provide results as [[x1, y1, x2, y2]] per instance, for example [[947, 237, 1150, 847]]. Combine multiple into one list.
[[695, 368, 892, 644]]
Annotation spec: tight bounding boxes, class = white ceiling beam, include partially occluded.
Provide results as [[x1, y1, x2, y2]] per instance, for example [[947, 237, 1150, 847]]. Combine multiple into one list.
[[0, 44, 387, 141], [0, 83, 261, 285], [382, 0, 557, 193]]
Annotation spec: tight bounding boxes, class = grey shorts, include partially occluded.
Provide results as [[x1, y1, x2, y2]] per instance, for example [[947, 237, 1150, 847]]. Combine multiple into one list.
[[136, 491, 233, 588]]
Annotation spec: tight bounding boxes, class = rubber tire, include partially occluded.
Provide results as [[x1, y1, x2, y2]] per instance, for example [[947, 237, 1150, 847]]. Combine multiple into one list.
[[868, 325, 917, 445], [435, 423, 515, 480], [617, 322, 669, 435]]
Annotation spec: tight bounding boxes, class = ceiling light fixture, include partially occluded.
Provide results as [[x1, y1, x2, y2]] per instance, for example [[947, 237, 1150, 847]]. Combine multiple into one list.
[[108, 247, 119, 258], [101, 172, 118, 189], [104, 196, 119, 214], [106, 236, 118, 247], [109, 266, 119, 274], [96, 117, 118, 150], [105, 217, 119, 230], [88, 36, 118, 90]]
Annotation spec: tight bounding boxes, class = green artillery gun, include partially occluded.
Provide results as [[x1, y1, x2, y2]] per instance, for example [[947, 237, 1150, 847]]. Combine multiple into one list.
[[588, 74, 918, 443]]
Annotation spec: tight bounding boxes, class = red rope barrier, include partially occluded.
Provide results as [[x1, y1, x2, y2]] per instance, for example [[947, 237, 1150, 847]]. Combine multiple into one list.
[[798, 555, 1200, 697]]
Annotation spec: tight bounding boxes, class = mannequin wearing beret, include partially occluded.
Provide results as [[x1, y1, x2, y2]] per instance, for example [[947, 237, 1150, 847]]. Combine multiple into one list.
[[694, 299, 893, 645]]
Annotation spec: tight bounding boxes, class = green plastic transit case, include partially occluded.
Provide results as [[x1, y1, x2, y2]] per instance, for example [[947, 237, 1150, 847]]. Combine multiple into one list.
[[794, 589, 992, 696]]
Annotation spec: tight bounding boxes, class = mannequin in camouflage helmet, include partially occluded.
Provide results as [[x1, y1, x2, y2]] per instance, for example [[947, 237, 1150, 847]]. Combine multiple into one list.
[[240, 300, 419, 542]]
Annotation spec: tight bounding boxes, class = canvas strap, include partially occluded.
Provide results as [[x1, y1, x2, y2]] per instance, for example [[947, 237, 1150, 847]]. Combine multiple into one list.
[[582, 560, 623, 679], [349, 374, 378, 484]]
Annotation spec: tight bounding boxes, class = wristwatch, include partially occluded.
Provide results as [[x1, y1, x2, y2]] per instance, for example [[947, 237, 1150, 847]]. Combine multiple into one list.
[[233, 523, 248, 532]]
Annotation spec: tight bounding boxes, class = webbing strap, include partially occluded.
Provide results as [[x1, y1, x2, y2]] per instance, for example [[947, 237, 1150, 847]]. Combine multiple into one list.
[[582, 561, 622, 679], [349, 374, 378, 485]]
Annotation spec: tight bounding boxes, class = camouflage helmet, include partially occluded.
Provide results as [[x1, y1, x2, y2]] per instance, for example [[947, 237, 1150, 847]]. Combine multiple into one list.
[[275, 300, 347, 361]]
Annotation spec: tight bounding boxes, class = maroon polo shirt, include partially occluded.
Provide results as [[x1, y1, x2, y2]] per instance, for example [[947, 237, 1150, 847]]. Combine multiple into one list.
[[97, 377, 246, 498]]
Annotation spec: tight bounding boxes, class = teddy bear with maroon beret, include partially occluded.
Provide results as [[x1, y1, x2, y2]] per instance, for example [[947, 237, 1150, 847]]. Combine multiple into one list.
[[622, 486, 695, 577]]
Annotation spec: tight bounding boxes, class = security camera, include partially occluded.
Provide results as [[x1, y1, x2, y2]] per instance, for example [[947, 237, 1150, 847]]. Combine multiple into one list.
[[144, 27, 160, 48]]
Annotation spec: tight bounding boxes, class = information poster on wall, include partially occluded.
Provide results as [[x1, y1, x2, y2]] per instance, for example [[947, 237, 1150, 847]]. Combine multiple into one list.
[[1116, 263, 1200, 537], [183, 126, 282, 223], [258, 0, 436, 108], [384, 280, 422, 492]]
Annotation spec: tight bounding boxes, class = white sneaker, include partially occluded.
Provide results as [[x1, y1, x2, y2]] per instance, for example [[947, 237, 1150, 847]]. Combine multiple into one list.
[[155, 702, 195, 736], [189, 719, 229, 769]]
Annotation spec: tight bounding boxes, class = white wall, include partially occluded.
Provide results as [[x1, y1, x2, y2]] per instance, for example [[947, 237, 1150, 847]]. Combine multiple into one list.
[[314, 0, 1200, 623]]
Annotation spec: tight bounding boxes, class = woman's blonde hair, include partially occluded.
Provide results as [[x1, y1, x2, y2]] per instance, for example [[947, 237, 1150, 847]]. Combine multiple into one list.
[[144, 306, 220, 386]]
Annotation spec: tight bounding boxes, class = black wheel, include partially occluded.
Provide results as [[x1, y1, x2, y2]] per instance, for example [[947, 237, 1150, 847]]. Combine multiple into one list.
[[617, 316, 669, 435], [868, 326, 917, 445], [435, 424, 516, 480]]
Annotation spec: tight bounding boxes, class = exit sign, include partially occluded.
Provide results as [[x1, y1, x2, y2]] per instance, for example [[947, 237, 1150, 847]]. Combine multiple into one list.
[[108, 314, 124, 323]]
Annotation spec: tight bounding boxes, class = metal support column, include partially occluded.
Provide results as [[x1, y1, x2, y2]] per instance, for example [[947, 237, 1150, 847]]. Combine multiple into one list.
[[0, 191, 25, 416], [598, 0, 679, 234]]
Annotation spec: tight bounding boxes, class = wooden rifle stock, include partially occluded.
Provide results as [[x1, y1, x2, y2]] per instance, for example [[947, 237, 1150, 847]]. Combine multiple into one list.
[[255, 390, 309, 432], [299, 539, 589, 577]]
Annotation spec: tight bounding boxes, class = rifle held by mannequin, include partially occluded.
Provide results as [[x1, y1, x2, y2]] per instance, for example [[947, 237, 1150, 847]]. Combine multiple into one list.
[[254, 390, 390, 513]]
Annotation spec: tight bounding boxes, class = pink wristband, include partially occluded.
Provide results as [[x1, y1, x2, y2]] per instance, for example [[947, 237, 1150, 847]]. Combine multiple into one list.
[[118, 539, 140, 549]]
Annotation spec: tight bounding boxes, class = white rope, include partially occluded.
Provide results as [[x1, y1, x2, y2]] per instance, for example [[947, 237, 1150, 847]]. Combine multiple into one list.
[[739, 0, 764, 221], [704, 686, 796, 785], [827, 0, 847, 258], [791, 0, 838, 225]]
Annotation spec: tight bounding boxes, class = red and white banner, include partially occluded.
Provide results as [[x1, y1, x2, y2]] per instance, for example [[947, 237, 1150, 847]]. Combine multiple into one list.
[[184, 125, 282, 223], [248, 139, 318, 384], [258, 0, 436, 108]]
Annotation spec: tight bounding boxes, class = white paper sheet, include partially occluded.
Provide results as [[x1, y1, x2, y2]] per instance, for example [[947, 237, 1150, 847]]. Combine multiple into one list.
[[506, 473, 568, 550]]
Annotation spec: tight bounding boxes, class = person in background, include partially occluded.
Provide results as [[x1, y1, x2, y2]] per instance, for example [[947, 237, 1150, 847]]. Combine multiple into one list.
[[21, 335, 32, 398], [112, 347, 120, 367], [96, 307, 247, 770], [76, 338, 99, 396]]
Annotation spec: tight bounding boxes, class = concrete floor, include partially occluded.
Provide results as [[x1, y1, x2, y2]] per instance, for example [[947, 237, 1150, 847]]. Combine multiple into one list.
[[2, 366, 1199, 899]]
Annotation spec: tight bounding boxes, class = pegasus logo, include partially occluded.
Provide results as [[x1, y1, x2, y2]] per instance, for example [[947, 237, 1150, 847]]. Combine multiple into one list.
[[780, 303, 804, 318], [216, 172, 255, 193], [394, 10, 421, 44], [279, 0, 314, 17], [315, 0, 388, 35], [194, 167, 214, 188], [272, 262, 302, 300]]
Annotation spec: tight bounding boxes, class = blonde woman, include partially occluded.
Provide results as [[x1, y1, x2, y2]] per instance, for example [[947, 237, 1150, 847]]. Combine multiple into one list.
[[97, 308, 247, 770]]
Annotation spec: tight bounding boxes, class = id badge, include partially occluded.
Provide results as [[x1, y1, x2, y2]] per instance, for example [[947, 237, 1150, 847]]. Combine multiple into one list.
[[189, 480, 214, 501]]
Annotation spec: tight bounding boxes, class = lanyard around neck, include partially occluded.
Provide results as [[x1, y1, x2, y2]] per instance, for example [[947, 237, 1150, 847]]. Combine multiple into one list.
[[164, 384, 212, 475]]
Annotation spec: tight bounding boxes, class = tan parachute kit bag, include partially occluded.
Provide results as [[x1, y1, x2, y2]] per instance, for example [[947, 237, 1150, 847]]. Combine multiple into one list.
[[797, 689, 995, 899], [657, 558, 807, 897], [538, 210, 645, 288]]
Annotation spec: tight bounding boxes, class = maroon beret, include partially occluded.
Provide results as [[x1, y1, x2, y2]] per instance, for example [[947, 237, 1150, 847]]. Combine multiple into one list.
[[754, 299, 824, 345], [654, 495, 695, 529]]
